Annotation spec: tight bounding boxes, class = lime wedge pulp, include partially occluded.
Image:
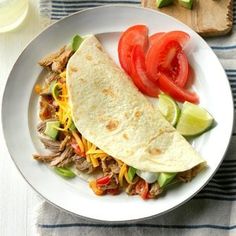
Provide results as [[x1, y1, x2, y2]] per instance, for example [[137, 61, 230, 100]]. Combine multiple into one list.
[[176, 102, 214, 136], [158, 94, 180, 126]]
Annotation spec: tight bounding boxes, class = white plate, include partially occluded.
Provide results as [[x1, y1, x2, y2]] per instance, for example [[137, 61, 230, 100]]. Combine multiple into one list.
[[1, 5, 234, 222]]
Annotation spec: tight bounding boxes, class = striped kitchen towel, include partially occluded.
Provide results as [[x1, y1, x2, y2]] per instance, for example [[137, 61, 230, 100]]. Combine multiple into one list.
[[37, 1, 236, 236]]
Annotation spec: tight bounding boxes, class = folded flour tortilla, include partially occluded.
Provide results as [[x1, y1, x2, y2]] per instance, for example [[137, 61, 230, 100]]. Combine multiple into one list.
[[66, 35, 205, 173]]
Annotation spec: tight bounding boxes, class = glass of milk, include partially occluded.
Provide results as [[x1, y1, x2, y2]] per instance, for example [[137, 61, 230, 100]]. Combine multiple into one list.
[[0, 0, 29, 33]]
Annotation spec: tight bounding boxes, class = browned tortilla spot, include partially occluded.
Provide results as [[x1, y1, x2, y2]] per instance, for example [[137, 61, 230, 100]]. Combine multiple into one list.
[[148, 148, 162, 155], [102, 87, 115, 97], [70, 66, 78, 72], [135, 111, 143, 119], [106, 120, 119, 131], [123, 133, 129, 140], [86, 55, 93, 61], [96, 44, 103, 51]]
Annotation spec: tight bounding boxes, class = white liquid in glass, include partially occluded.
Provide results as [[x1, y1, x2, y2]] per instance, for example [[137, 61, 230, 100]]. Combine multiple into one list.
[[0, 0, 29, 33]]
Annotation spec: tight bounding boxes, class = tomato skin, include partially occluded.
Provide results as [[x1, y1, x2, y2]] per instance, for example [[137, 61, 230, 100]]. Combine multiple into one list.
[[96, 176, 111, 186], [130, 45, 160, 97], [118, 25, 149, 75], [158, 73, 199, 104], [146, 31, 190, 82], [135, 179, 149, 200], [160, 31, 190, 47], [149, 32, 165, 45]]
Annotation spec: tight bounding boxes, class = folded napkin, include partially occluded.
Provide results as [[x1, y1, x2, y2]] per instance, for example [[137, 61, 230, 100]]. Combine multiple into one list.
[[37, 1, 236, 235]]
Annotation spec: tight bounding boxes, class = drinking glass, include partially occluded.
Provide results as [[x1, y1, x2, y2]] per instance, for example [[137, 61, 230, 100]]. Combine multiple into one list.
[[0, 0, 29, 33]]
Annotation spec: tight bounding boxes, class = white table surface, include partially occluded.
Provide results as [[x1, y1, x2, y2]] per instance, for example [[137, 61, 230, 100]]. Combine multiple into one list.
[[0, 1, 49, 235]]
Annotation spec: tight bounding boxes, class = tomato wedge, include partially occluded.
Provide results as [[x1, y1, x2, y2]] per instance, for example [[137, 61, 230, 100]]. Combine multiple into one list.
[[130, 45, 160, 97], [118, 27, 197, 103], [146, 31, 190, 82], [118, 25, 149, 75], [159, 50, 189, 88], [158, 73, 199, 104], [149, 32, 164, 45], [135, 179, 149, 200]]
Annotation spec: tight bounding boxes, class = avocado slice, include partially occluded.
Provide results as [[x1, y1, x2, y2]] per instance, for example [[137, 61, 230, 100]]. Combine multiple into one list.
[[71, 35, 83, 52], [158, 172, 176, 188], [127, 166, 136, 182], [156, 0, 174, 8], [179, 0, 193, 9], [44, 121, 60, 140]]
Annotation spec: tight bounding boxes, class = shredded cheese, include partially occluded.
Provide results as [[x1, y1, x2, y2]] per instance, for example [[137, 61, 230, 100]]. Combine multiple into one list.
[[90, 156, 99, 168], [119, 164, 127, 187], [60, 71, 66, 79], [86, 149, 106, 155], [82, 137, 87, 150], [72, 131, 84, 154], [92, 153, 109, 159], [51, 80, 73, 132], [51, 83, 67, 111], [87, 140, 92, 150]]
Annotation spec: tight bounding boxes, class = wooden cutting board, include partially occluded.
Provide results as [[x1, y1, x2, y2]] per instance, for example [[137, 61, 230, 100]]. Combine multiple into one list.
[[141, 0, 233, 37]]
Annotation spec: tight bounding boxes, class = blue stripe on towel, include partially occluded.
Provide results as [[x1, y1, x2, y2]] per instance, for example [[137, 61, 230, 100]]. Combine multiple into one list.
[[226, 69, 236, 73], [38, 223, 236, 230], [193, 196, 236, 201], [52, 0, 139, 3], [211, 45, 236, 50], [217, 164, 236, 168], [227, 74, 236, 78], [214, 170, 236, 175], [52, 0, 140, 5], [198, 189, 236, 196], [50, 0, 139, 19], [219, 160, 236, 163], [205, 185, 236, 191]]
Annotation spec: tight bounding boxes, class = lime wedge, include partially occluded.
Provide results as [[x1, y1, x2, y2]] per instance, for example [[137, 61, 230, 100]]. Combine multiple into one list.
[[158, 94, 180, 126], [176, 102, 214, 136]]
